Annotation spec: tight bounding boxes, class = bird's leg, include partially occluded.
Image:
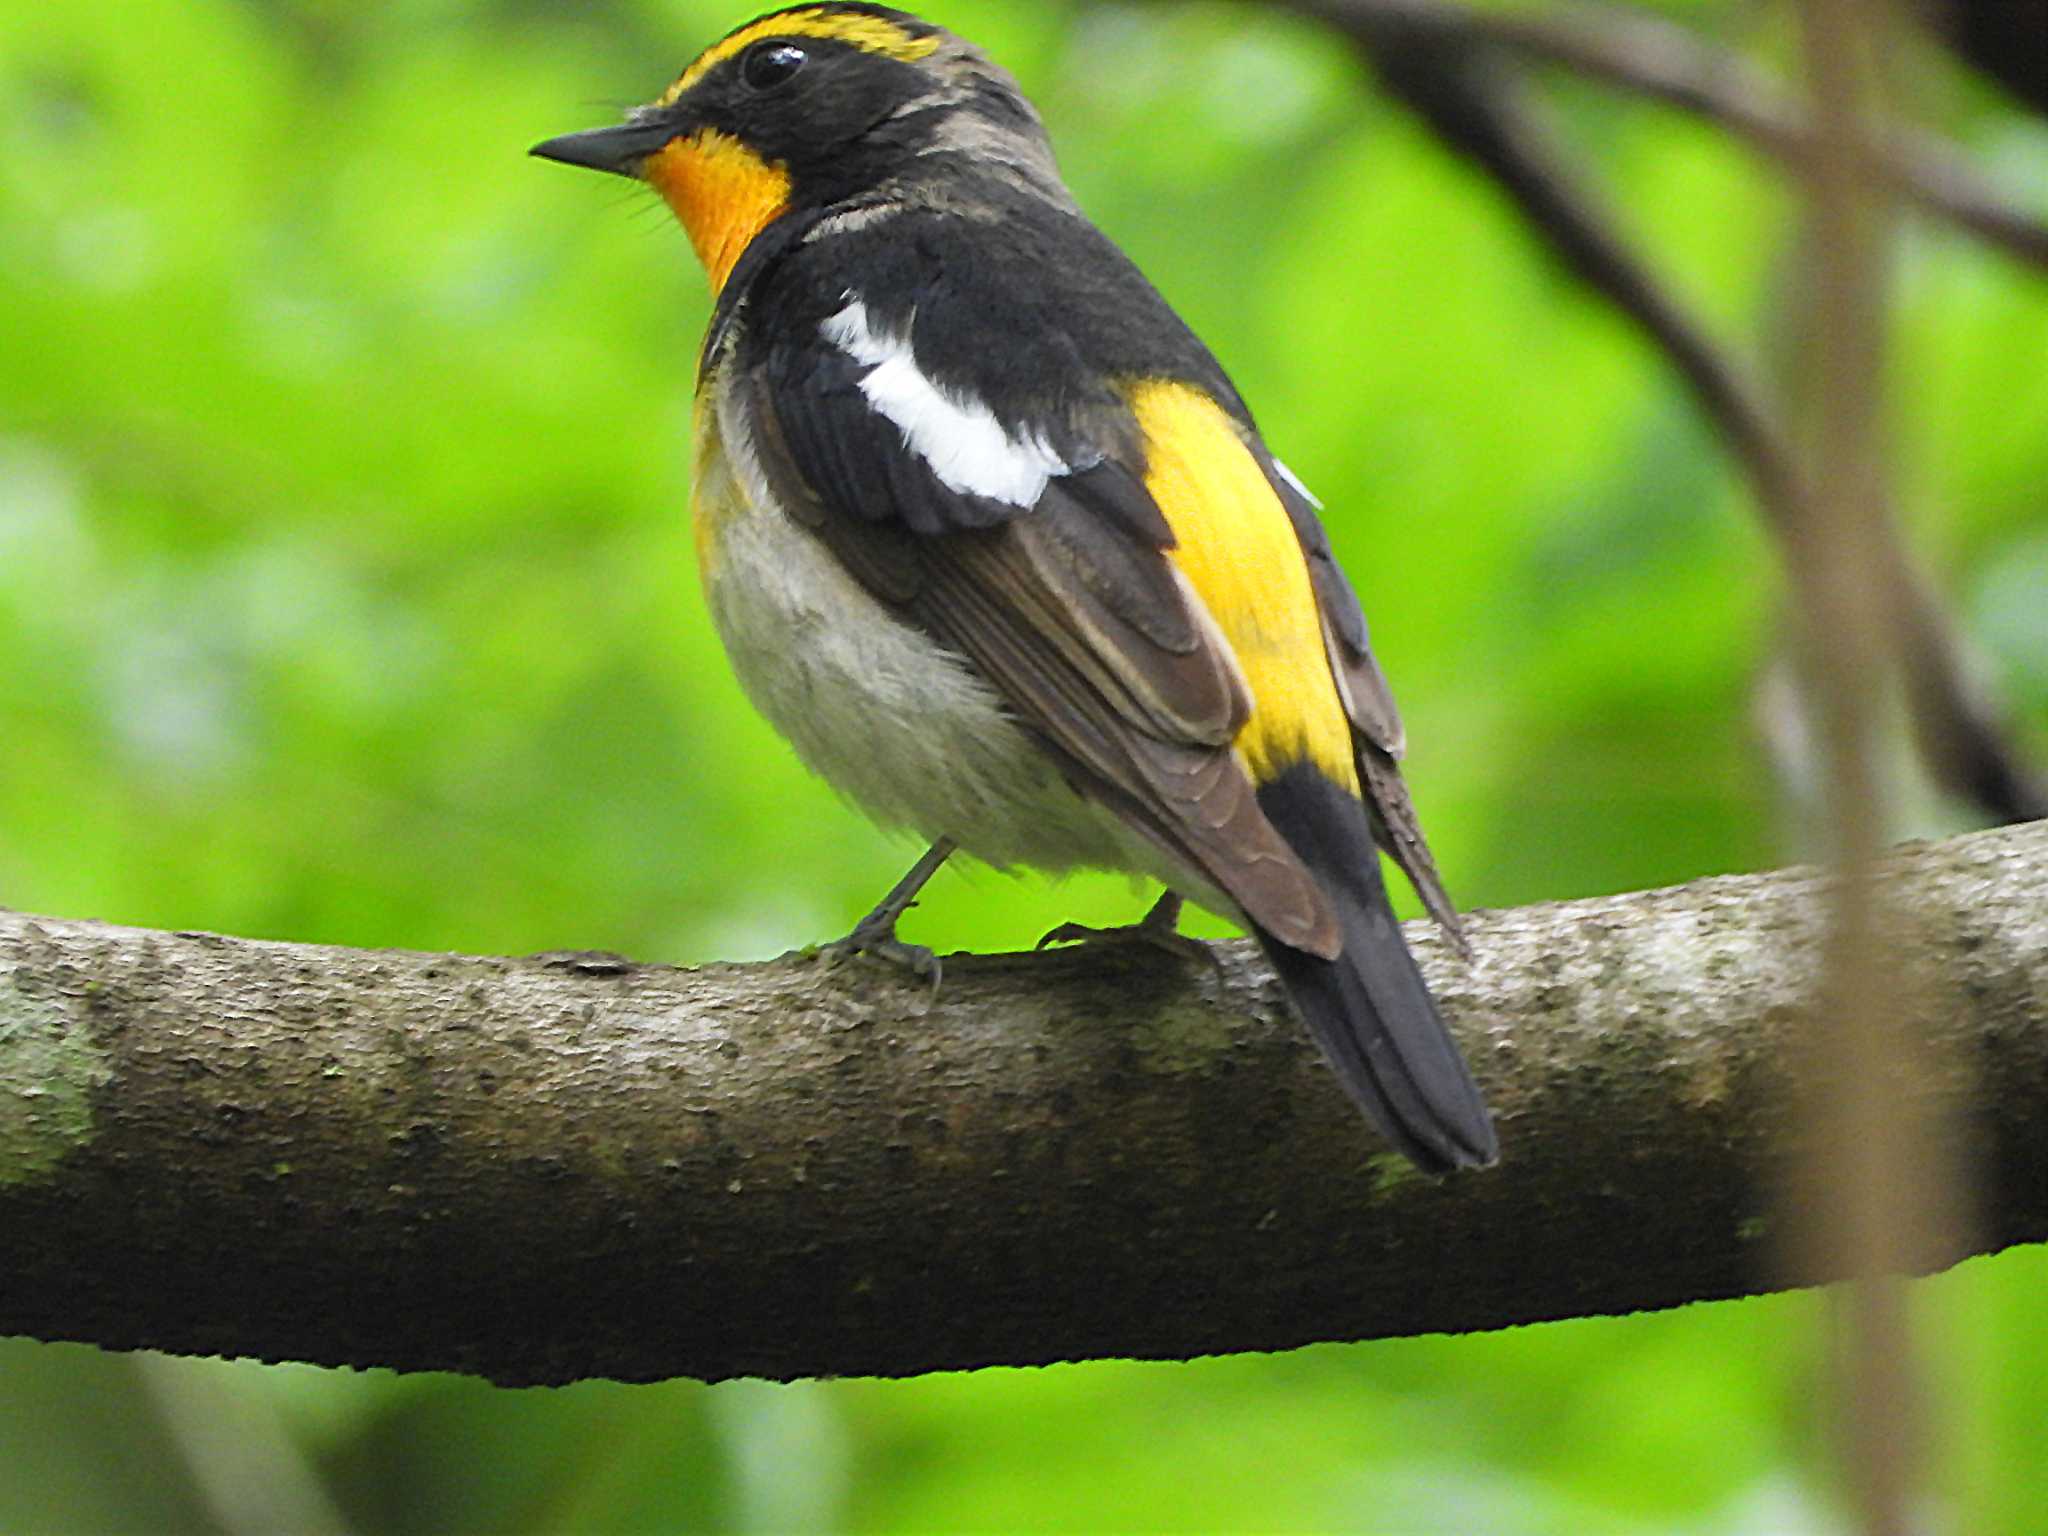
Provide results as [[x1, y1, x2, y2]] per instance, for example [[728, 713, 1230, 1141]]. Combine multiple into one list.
[[822, 838, 956, 986], [1038, 890, 1217, 971]]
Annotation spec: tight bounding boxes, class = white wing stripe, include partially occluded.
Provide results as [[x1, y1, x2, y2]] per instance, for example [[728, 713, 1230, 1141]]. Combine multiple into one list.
[[1273, 457, 1324, 510], [822, 299, 1068, 506]]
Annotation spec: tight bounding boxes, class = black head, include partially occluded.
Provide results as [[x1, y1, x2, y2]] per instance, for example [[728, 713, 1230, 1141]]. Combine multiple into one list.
[[533, 4, 1058, 208]]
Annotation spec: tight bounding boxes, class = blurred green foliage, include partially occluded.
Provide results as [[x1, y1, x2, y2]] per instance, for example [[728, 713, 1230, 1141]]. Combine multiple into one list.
[[2, 0, 2045, 1530]]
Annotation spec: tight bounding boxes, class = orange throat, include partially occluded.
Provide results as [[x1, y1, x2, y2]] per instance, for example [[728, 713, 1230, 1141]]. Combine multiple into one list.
[[643, 130, 792, 297]]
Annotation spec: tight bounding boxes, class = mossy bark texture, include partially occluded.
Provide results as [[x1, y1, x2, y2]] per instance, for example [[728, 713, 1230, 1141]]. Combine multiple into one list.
[[1, 823, 2043, 1386]]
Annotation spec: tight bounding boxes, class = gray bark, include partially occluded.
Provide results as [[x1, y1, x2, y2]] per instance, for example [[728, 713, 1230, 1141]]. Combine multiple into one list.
[[2, 823, 2043, 1386]]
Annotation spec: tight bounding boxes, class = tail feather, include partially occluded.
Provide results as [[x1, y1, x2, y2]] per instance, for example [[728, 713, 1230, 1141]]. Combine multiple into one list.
[[1254, 763, 1497, 1173]]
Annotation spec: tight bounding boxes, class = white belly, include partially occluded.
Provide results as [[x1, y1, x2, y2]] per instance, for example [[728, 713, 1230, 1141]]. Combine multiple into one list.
[[693, 389, 1170, 880]]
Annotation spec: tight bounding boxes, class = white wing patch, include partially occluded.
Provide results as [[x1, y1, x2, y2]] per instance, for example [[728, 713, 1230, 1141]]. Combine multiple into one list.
[[822, 298, 1069, 506], [1273, 457, 1324, 510]]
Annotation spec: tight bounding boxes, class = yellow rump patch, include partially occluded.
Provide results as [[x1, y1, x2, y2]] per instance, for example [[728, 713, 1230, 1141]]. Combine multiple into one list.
[[643, 129, 793, 296], [1129, 380, 1358, 791], [660, 9, 941, 104]]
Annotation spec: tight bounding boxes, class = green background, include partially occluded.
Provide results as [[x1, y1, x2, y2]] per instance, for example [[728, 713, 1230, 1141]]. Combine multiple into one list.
[[3, 0, 2045, 1530]]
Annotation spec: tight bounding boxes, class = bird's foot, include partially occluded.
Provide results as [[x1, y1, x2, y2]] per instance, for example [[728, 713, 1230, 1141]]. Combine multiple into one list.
[[819, 908, 942, 992], [1037, 892, 1218, 973], [815, 838, 956, 997]]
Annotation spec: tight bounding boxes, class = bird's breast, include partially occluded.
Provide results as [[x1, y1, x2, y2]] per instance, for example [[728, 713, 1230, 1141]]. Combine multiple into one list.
[[689, 381, 1167, 881]]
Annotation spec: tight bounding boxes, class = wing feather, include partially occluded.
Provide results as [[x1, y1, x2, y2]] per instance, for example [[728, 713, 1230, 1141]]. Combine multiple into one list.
[[1259, 455, 1469, 952], [741, 348, 1341, 957]]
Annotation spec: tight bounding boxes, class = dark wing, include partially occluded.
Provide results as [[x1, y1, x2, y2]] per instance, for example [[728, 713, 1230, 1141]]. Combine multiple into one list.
[[738, 341, 1345, 959], [1259, 455, 1470, 955]]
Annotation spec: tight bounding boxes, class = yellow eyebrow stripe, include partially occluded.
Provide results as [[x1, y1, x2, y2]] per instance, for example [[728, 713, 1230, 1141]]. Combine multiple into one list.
[[1129, 379, 1358, 791], [660, 9, 941, 104]]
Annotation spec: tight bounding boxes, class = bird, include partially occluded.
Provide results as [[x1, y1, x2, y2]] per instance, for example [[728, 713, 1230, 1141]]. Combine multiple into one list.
[[532, 3, 1498, 1173]]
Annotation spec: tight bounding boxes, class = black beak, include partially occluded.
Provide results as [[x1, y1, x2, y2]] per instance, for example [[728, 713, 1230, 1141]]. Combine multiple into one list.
[[530, 117, 680, 178]]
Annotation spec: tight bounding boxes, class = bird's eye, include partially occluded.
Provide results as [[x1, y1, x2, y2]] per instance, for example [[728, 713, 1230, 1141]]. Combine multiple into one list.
[[742, 42, 809, 91]]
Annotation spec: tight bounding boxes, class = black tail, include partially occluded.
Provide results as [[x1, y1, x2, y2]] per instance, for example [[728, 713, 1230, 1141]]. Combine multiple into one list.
[[1254, 763, 1497, 1173]]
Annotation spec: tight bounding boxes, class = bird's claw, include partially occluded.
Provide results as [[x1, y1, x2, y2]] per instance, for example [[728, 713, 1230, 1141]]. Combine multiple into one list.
[[1036, 921, 1099, 950], [1036, 914, 1221, 977], [820, 912, 942, 997]]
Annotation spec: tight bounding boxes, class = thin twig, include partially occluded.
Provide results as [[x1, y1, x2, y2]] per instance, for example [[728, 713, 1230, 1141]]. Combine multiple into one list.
[[1792, 4, 1936, 1530], [1300, 0, 2048, 270], [1282, 0, 2048, 824]]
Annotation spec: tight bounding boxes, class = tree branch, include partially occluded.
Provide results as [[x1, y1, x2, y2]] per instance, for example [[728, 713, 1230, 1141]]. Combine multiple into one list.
[[1285, 0, 2048, 825], [3, 823, 2045, 1386], [1926, 0, 2048, 119], [1294, 0, 2048, 271]]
